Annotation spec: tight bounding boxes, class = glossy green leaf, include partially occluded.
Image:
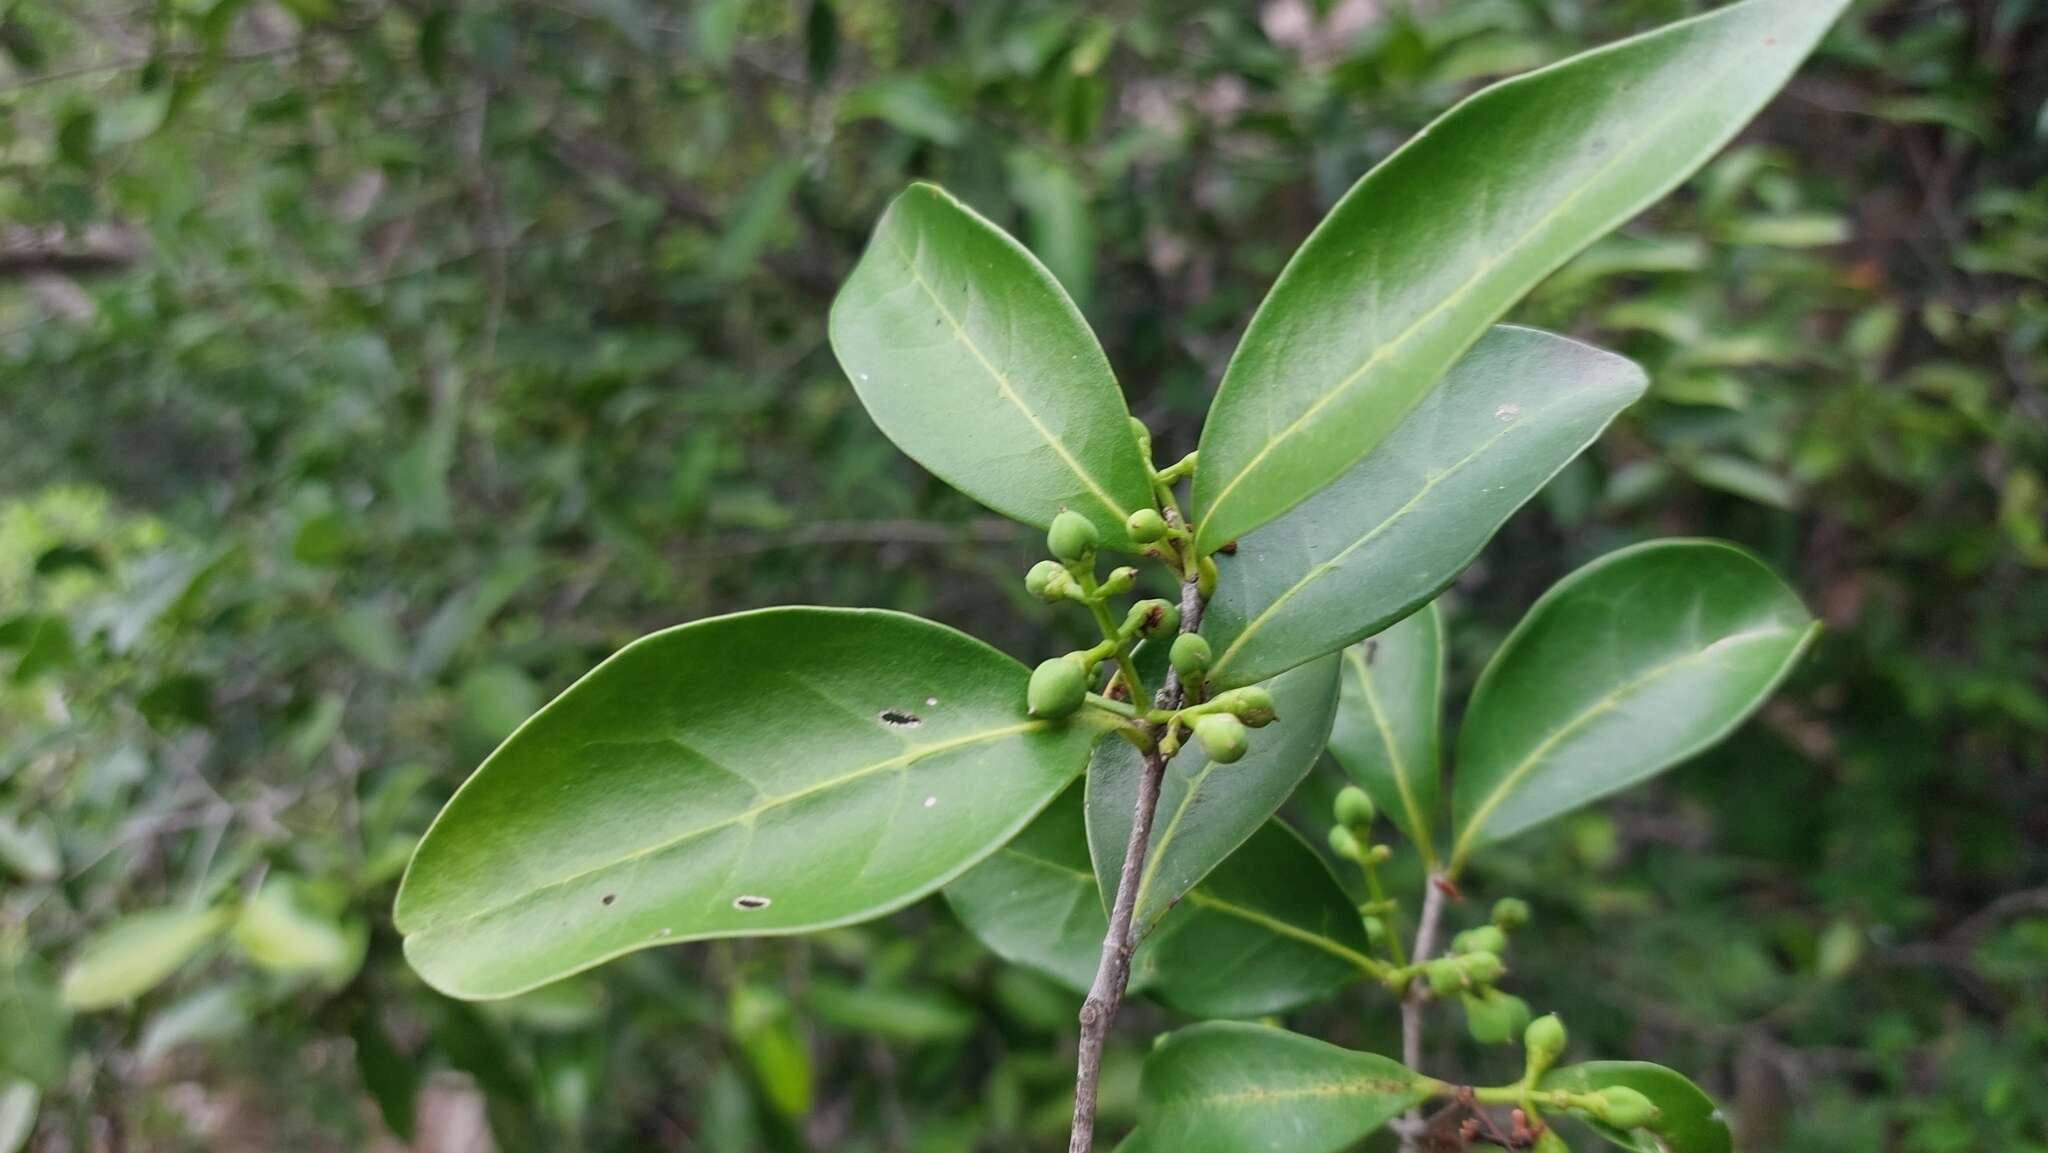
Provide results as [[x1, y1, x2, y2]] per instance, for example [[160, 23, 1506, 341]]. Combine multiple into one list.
[[1543, 1061, 1732, 1153], [1203, 327, 1645, 688], [829, 182, 1154, 548], [1139, 821, 1374, 1018], [1087, 655, 1341, 937], [1190, 0, 1849, 552], [396, 607, 1109, 999], [1450, 541, 1818, 868], [0, 953, 67, 1088], [944, 783, 1124, 993], [1138, 1022, 1429, 1153], [1326, 603, 1445, 864], [59, 906, 231, 1010]]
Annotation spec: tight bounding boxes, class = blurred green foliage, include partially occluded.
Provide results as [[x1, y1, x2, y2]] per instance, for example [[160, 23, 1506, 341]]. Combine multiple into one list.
[[1, 1, 2044, 1150]]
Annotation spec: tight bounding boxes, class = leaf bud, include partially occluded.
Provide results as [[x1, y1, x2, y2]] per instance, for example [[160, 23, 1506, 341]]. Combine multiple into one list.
[[1491, 897, 1532, 931], [1192, 713, 1247, 763], [1129, 416, 1152, 457], [1327, 825, 1364, 862], [1047, 510, 1099, 564], [1591, 1087, 1660, 1130], [1098, 566, 1139, 597], [1126, 508, 1168, 543], [1452, 925, 1508, 957], [1524, 1014, 1567, 1067], [1169, 633, 1212, 681], [1334, 786, 1376, 830], [1362, 915, 1386, 946], [1216, 685, 1277, 727], [1027, 656, 1089, 719]]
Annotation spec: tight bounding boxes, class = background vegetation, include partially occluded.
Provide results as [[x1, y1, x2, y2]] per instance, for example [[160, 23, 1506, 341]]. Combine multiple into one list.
[[1, 1, 2044, 1150]]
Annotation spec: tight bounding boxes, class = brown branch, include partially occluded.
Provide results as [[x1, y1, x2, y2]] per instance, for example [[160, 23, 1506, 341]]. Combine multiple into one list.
[[1069, 568, 1206, 1153], [1398, 872, 1451, 1151]]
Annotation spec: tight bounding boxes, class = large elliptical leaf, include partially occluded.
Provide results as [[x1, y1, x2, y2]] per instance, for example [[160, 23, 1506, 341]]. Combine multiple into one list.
[[1542, 1062, 1733, 1153], [1326, 602, 1444, 865], [1086, 656, 1341, 938], [829, 183, 1155, 549], [1190, 0, 1850, 553], [1450, 541, 1818, 869], [1203, 327, 1645, 689], [1138, 1022, 1430, 1153], [1139, 821, 1374, 1018], [396, 608, 1109, 999]]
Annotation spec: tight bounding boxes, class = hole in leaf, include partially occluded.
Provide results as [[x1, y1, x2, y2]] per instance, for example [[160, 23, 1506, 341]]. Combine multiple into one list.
[[1365, 639, 1379, 666], [879, 709, 922, 728], [733, 895, 772, 911], [601, 893, 616, 906]]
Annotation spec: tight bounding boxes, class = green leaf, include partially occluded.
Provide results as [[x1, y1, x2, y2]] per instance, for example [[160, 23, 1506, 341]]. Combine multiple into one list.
[[1204, 327, 1644, 689], [729, 984, 812, 1119], [1450, 540, 1818, 868], [806, 979, 975, 1044], [0, 952, 67, 1088], [1190, 0, 1849, 553], [1140, 821, 1375, 1018], [59, 906, 231, 1010], [0, 812, 60, 884], [1542, 1061, 1732, 1153], [230, 875, 368, 987], [1138, 1022, 1430, 1153], [829, 183, 1154, 549], [1087, 655, 1341, 938], [396, 607, 1109, 999], [944, 783, 1124, 993], [0, 1080, 34, 1153], [1326, 602, 1444, 864]]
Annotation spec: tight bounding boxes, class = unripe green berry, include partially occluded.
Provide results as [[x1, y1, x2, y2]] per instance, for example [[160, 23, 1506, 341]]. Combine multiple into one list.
[[1457, 950, 1505, 986], [1452, 925, 1508, 957], [1334, 786, 1376, 830], [1593, 1087, 1659, 1130], [1423, 957, 1464, 996], [1127, 598, 1178, 638], [1218, 685, 1277, 727], [1362, 916, 1386, 946], [1367, 843, 1393, 864], [1525, 1014, 1567, 1065], [1047, 510, 1099, 564], [1532, 1130, 1570, 1153], [1491, 897, 1532, 931], [1462, 990, 1515, 1045], [1126, 508, 1168, 543], [1327, 825, 1363, 862], [1193, 713, 1247, 763], [1025, 560, 1068, 602], [1169, 633, 1212, 680], [1027, 656, 1089, 719]]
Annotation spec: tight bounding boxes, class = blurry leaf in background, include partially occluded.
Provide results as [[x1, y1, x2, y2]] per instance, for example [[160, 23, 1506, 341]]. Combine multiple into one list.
[[59, 906, 231, 1011], [729, 983, 812, 1120], [0, 951, 68, 1088], [229, 875, 367, 987], [0, 1081, 36, 1153]]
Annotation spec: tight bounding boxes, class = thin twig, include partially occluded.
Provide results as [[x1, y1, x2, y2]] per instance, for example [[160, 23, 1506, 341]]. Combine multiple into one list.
[[1398, 872, 1451, 1151], [1069, 569, 1206, 1153]]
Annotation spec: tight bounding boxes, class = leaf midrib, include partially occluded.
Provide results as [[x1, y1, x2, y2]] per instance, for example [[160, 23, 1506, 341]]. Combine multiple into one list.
[[1179, 887, 1378, 975], [1183, 1075, 1416, 1108], [883, 233, 1132, 526], [1209, 394, 1548, 682], [1449, 624, 1803, 867], [407, 719, 1049, 935], [1200, 41, 1747, 538]]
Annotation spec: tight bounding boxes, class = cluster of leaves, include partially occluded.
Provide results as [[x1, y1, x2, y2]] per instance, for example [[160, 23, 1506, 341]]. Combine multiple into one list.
[[2, 1, 2044, 1151]]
